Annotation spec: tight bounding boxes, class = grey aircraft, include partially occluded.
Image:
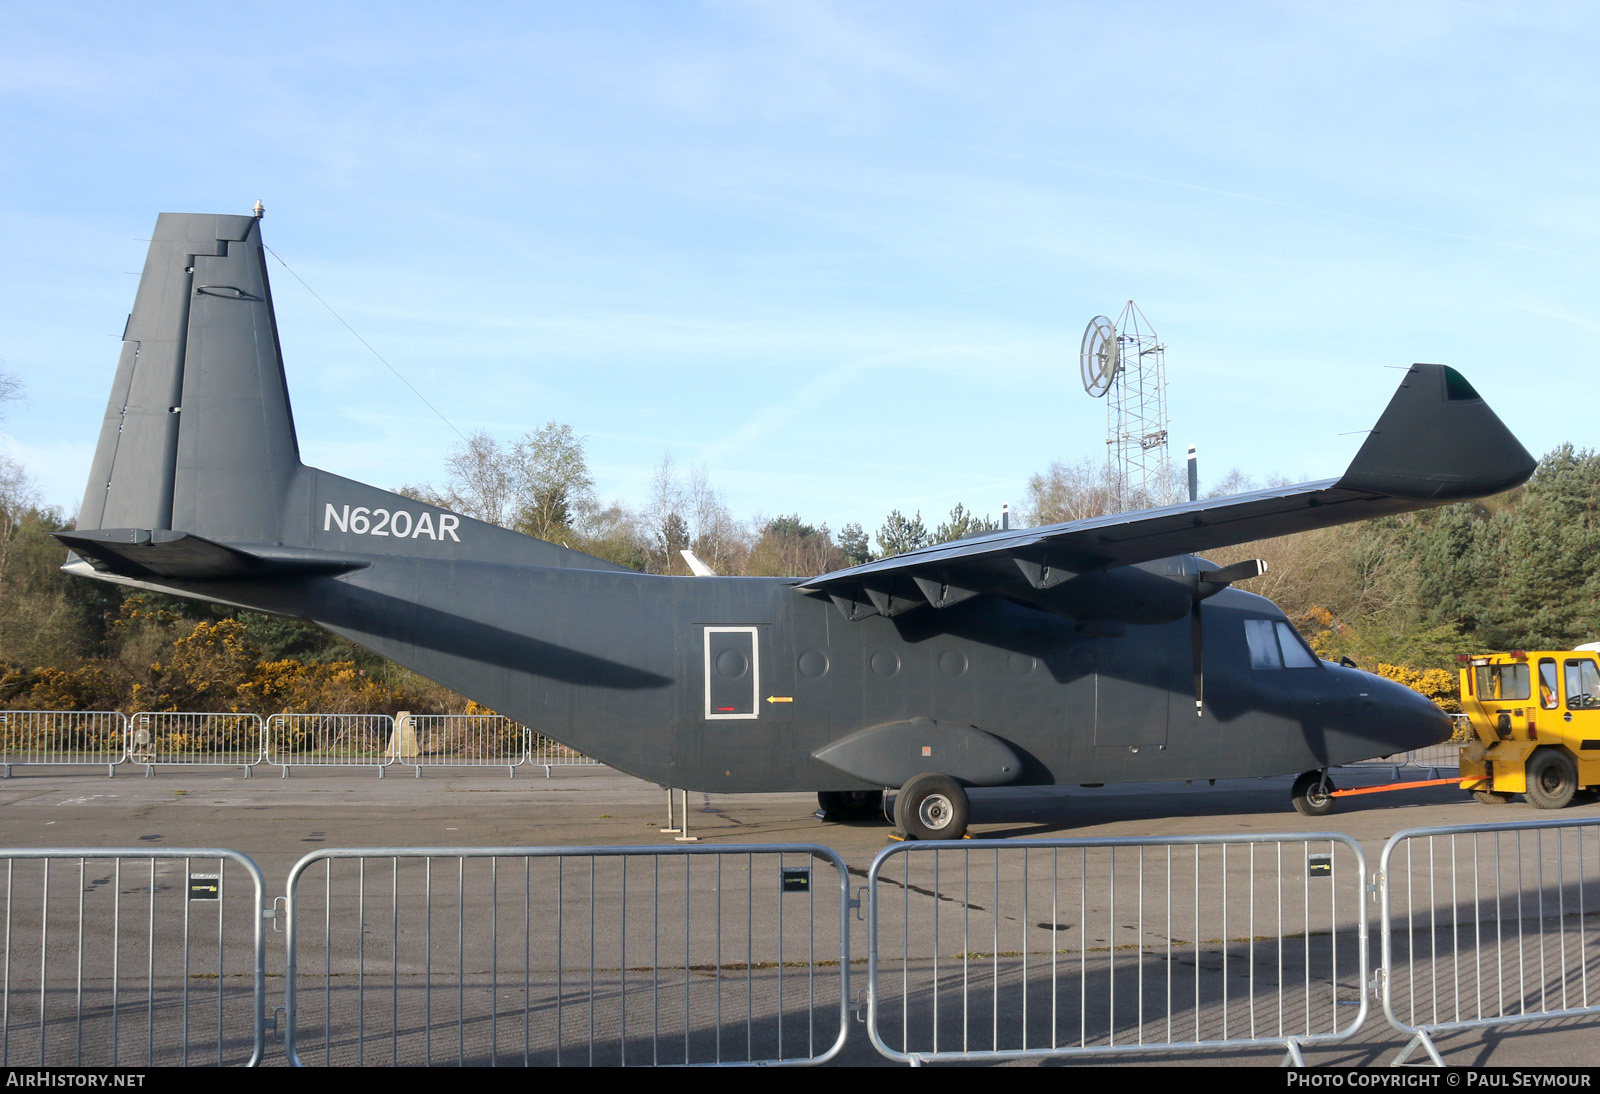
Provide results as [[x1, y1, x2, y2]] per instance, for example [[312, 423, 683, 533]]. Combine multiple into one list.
[[57, 212, 1536, 839]]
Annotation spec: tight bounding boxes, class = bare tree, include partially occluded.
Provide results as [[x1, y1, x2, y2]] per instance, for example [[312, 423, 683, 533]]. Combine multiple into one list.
[[1203, 468, 1257, 499], [636, 456, 751, 575], [423, 421, 601, 547], [642, 454, 689, 573], [441, 430, 513, 525], [0, 364, 20, 421], [510, 423, 597, 542], [1024, 458, 1118, 525], [395, 482, 449, 508], [0, 454, 38, 583], [686, 464, 746, 574]]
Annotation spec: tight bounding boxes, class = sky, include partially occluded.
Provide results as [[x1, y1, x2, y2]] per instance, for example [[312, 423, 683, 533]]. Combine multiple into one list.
[[2, 2, 1595, 538]]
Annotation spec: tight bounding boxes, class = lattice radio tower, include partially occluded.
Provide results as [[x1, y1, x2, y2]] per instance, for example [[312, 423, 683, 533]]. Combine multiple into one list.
[[1079, 300, 1169, 512]]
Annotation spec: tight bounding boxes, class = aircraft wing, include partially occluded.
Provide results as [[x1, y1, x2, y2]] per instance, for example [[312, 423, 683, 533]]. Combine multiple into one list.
[[796, 364, 1534, 619]]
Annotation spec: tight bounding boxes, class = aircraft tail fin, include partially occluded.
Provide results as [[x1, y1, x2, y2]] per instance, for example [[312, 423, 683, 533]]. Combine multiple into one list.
[[79, 212, 300, 543], [72, 213, 633, 575]]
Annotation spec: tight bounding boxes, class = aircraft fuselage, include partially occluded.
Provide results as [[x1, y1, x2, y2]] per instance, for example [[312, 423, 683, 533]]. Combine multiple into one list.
[[144, 538, 1446, 794]]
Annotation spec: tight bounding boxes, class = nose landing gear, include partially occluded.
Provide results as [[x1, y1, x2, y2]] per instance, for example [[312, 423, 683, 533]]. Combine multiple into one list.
[[1291, 769, 1337, 817]]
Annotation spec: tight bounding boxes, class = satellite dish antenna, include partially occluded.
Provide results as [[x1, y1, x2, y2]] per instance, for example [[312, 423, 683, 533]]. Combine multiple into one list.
[[1080, 315, 1119, 398]]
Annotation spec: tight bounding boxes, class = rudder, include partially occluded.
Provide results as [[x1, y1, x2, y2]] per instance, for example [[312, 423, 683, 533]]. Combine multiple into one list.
[[80, 213, 300, 542]]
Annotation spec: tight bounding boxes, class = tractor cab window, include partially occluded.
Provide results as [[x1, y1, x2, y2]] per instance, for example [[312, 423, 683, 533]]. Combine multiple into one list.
[[1540, 659, 1559, 709], [1564, 658, 1600, 711], [1244, 619, 1321, 670], [1475, 663, 1530, 702]]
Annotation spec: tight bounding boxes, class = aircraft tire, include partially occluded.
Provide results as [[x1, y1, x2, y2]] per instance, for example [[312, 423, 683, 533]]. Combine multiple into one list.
[[1525, 748, 1578, 810], [816, 789, 881, 822], [1290, 770, 1336, 817], [895, 774, 970, 840], [1473, 790, 1513, 805]]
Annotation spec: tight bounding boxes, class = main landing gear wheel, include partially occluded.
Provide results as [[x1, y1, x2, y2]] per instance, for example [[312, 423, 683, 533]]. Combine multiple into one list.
[[895, 773, 970, 840], [1290, 770, 1336, 817], [816, 789, 882, 822], [1525, 748, 1579, 810]]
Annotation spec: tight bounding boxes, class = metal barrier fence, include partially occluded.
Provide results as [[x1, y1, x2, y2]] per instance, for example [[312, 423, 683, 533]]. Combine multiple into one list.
[[530, 734, 603, 777], [1403, 714, 1468, 776], [0, 849, 268, 1067], [1408, 740, 1463, 776], [0, 711, 126, 776], [13, 822, 1600, 1067], [0, 710, 602, 777], [283, 845, 850, 1066], [866, 834, 1370, 1065], [391, 714, 527, 776], [1378, 816, 1600, 1065], [1341, 742, 1462, 779], [127, 712, 264, 775], [1329, 716, 1466, 779], [266, 713, 395, 776]]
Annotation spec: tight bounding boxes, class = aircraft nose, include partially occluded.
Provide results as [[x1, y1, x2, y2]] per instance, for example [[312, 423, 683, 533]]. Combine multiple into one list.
[[1368, 673, 1452, 752]]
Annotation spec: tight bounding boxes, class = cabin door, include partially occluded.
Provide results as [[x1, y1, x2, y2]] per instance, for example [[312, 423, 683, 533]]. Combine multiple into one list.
[[1093, 637, 1173, 749], [703, 626, 760, 720]]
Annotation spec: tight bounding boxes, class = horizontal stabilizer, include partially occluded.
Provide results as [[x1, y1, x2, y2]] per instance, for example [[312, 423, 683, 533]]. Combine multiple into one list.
[[55, 529, 368, 582]]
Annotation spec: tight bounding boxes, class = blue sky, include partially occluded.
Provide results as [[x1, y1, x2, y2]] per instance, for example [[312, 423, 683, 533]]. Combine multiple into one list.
[[2, 2, 1594, 535]]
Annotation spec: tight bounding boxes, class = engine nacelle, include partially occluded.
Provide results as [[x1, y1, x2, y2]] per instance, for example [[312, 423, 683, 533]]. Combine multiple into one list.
[[1029, 554, 1262, 625]]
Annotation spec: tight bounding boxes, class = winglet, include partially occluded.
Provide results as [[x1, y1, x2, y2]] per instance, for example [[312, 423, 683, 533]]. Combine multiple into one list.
[[1337, 364, 1535, 500]]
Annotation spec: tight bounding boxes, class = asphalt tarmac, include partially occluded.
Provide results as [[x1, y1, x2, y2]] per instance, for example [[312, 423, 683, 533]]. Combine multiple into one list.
[[2, 760, 1598, 1069]]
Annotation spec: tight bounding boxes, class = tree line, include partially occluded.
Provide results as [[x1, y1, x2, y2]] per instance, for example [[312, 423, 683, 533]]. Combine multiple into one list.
[[395, 424, 1002, 577], [3, 377, 1596, 717]]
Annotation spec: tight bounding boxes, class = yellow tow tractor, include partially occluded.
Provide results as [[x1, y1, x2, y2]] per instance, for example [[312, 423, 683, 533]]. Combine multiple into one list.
[[1457, 647, 1600, 808]]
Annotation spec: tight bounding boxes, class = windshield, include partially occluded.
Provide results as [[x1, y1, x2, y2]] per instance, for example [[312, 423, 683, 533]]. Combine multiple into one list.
[[1244, 619, 1320, 670], [1475, 663, 1530, 701]]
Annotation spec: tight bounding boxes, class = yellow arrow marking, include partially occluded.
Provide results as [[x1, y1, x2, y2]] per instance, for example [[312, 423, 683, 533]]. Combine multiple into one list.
[[766, 696, 794, 704]]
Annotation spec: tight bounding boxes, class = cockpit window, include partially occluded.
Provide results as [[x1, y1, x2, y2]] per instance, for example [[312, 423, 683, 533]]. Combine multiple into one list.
[[1244, 619, 1320, 670], [1244, 620, 1281, 668], [1276, 622, 1319, 668]]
